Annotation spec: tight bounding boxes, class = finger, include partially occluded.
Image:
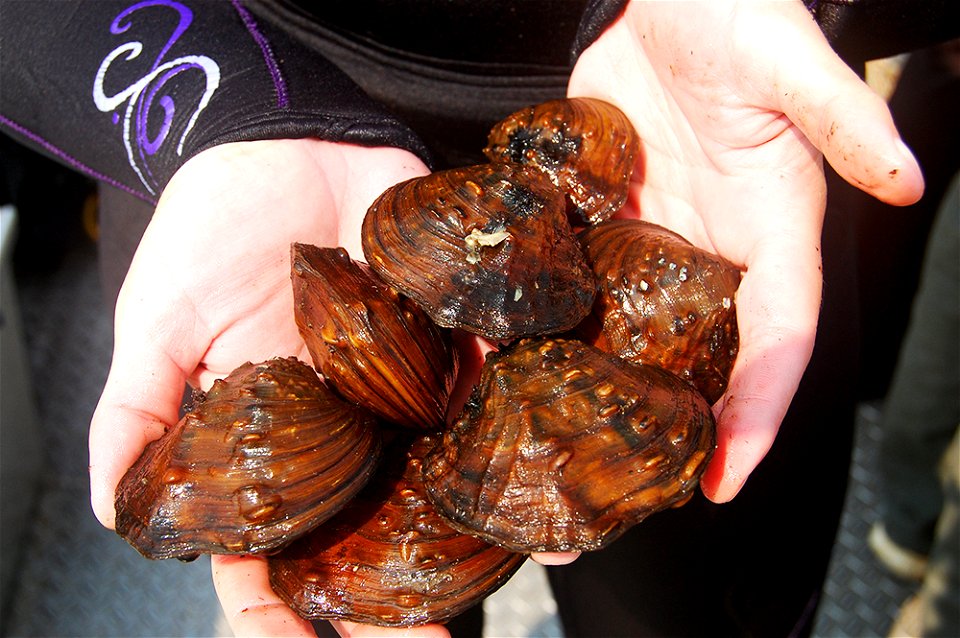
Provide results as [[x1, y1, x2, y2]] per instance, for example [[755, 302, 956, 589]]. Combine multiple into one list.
[[446, 331, 496, 422], [88, 290, 203, 528], [314, 143, 431, 259], [211, 555, 316, 637], [531, 552, 580, 566], [756, 4, 924, 205], [700, 233, 822, 503], [213, 556, 451, 638]]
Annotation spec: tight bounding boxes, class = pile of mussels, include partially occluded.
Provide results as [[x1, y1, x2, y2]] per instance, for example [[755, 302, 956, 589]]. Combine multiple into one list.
[[115, 98, 741, 627]]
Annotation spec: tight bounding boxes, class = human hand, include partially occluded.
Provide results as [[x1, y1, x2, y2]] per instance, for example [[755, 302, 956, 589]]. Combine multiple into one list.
[[88, 138, 574, 636], [87, 138, 458, 637], [568, 0, 924, 502]]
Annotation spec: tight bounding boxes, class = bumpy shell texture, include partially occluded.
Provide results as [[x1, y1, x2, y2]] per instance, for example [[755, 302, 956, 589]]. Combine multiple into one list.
[[361, 163, 596, 341], [115, 357, 381, 560], [269, 434, 526, 627], [292, 243, 458, 430], [422, 338, 715, 553], [579, 219, 741, 404], [484, 97, 640, 224]]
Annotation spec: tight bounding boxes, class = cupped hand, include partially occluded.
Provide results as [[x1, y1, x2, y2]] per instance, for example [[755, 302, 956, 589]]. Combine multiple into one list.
[[88, 138, 454, 637], [569, 0, 924, 502]]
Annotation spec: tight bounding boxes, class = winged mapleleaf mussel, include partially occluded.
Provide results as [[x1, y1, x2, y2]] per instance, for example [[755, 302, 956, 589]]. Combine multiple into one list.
[[484, 97, 640, 224], [114, 357, 381, 560], [268, 434, 526, 626], [292, 243, 458, 430], [578, 219, 741, 404], [421, 337, 716, 553], [361, 162, 596, 341]]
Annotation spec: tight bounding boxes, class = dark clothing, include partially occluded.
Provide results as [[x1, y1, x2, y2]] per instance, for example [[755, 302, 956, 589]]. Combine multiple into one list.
[[811, 0, 959, 66], [0, 0, 428, 203], [856, 45, 960, 398], [2, 0, 956, 197], [0, 0, 620, 202], [876, 173, 959, 638], [876, 173, 960, 557], [2, 2, 958, 637]]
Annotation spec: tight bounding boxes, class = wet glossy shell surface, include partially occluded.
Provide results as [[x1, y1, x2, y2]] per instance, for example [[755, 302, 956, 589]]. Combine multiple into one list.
[[361, 163, 596, 341], [579, 219, 741, 404], [484, 97, 640, 224], [269, 434, 526, 626], [422, 338, 715, 553], [292, 243, 458, 430], [115, 357, 381, 560]]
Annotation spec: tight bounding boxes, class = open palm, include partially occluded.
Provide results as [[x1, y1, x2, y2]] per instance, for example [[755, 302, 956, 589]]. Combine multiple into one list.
[[569, 1, 923, 503], [88, 139, 449, 637]]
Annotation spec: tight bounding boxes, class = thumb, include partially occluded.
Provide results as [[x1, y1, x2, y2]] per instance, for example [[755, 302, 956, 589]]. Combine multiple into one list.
[[89, 340, 191, 529], [753, 3, 924, 205], [88, 281, 202, 529]]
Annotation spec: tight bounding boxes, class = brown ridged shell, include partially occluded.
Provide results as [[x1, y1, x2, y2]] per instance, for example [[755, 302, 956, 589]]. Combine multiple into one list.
[[291, 244, 458, 430], [578, 219, 741, 404], [361, 163, 596, 341], [268, 434, 525, 626], [422, 337, 715, 553], [484, 97, 640, 224], [115, 357, 381, 560]]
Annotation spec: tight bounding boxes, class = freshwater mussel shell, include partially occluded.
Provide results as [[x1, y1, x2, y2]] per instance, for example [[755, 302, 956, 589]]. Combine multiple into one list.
[[115, 357, 381, 560], [361, 162, 596, 341], [579, 219, 741, 404], [292, 243, 458, 430], [268, 434, 526, 627], [484, 97, 640, 225], [422, 337, 715, 553]]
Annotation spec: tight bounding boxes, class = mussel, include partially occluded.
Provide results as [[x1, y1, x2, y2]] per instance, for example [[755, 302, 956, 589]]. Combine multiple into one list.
[[361, 162, 596, 341], [422, 337, 715, 553], [292, 243, 458, 430], [115, 357, 381, 560], [269, 434, 526, 626], [578, 219, 741, 404], [484, 97, 640, 224], [118, 95, 743, 630]]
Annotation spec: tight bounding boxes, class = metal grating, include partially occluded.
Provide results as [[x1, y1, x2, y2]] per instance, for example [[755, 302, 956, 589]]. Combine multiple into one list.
[[811, 403, 918, 638]]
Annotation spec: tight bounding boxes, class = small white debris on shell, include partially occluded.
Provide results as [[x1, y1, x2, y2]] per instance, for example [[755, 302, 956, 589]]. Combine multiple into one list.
[[464, 227, 511, 264]]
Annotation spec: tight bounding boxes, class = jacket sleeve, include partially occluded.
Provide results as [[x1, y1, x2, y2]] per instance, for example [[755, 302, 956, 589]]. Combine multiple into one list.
[[810, 0, 960, 66], [0, 0, 430, 205]]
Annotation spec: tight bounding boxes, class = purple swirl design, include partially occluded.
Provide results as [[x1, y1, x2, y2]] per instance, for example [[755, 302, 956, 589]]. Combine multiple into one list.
[[112, 0, 193, 69], [93, 0, 219, 194]]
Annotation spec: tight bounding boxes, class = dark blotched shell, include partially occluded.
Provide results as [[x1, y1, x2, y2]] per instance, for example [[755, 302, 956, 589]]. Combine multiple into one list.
[[361, 163, 596, 341], [292, 244, 458, 430], [484, 97, 640, 224], [579, 219, 741, 404], [269, 434, 525, 627], [115, 357, 381, 560], [422, 338, 715, 553]]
